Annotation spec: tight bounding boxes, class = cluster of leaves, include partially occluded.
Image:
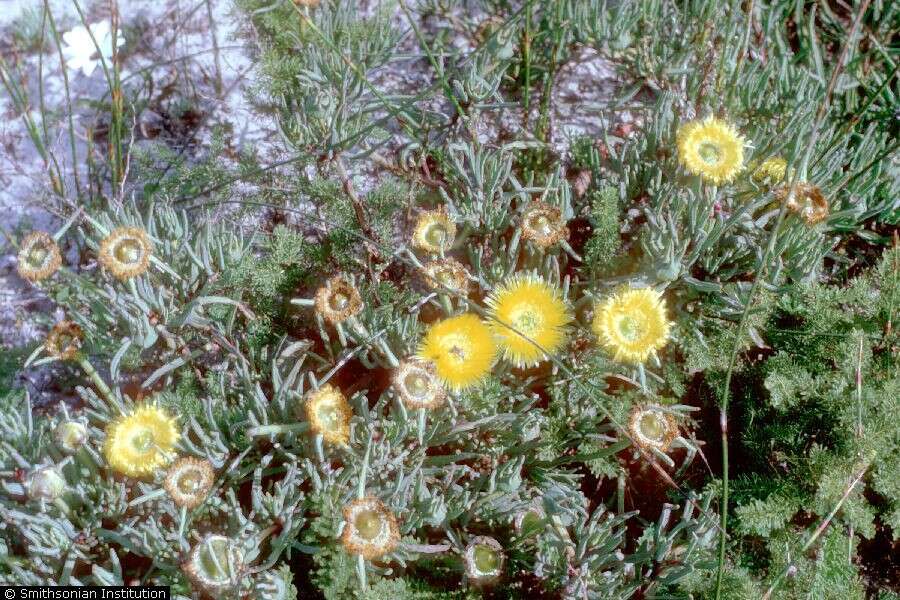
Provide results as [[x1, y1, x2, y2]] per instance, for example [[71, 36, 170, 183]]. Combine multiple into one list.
[[1, 0, 897, 599]]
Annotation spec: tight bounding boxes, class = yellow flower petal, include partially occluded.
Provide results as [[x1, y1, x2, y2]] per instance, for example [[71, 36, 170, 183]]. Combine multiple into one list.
[[104, 405, 179, 477], [418, 313, 496, 390], [677, 117, 745, 185], [485, 274, 572, 368], [592, 287, 671, 364]]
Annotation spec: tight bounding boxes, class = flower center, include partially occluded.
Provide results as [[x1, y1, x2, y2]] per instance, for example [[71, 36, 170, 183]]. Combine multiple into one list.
[[198, 538, 235, 581], [354, 510, 384, 541], [473, 545, 500, 574], [617, 316, 643, 342], [404, 372, 430, 398], [698, 142, 721, 165], [511, 308, 541, 336], [316, 403, 341, 430], [131, 428, 154, 454], [113, 239, 143, 265], [639, 412, 666, 442], [424, 223, 449, 248], [176, 469, 203, 494], [26, 246, 49, 268], [328, 291, 350, 311], [526, 213, 554, 237]]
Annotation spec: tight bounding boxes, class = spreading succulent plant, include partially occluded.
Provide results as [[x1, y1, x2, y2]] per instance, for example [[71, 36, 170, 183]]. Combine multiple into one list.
[[0, 0, 897, 599]]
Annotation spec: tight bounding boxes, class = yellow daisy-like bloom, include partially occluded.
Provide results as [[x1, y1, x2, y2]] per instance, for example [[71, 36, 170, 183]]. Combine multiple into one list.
[[304, 384, 352, 445], [485, 274, 572, 368], [777, 183, 829, 225], [392, 358, 446, 410], [341, 497, 400, 560], [17, 232, 62, 282], [314, 275, 363, 325], [164, 456, 215, 509], [676, 117, 746, 185], [45, 321, 83, 361], [752, 156, 787, 183], [628, 405, 678, 452], [520, 202, 569, 248], [418, 313, 497, 391], [104, 405, 179, 478], [412, 208, 456, 254], [592, 287, 671, 364], [98, 226, 153, 280], [422, 258, 470, 295]]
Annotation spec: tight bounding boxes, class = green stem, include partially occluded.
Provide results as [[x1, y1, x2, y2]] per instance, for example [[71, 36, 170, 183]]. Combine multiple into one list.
[[76, 354, 115, 405]]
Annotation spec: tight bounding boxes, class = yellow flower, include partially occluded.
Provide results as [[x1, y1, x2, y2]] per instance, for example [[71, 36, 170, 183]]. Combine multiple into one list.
[[304, 384, 352, 445], [45, 321, 83, 361], [164, 457, 215, 509], [314, 275, 363, 325], [485, 274, 572, 368], [592, 287, 671, 364], [628, 405, 678, 451], [104, 405, 179, 477], [412, 208, 456, 253], [418, 313, 497, 390], [393, 358, 446, 409], [752, 156, 787, 183], [422, 258, 470, 295], [17, 232, 62, 282], [677, 117, 745, 185], [520, 202, 569, 248], [341, 497, 400, 560], [98, 226, 153, 280], [777, 183, 829, 225]]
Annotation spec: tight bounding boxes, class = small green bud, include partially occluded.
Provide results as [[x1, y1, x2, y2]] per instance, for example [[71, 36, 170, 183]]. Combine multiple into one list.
[[27, 466, 67, 501], [55, 421, 88, 454]]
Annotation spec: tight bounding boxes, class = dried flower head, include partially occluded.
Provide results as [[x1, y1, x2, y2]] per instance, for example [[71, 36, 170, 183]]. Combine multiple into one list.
[[422, 258, 470, 295], [752, 156, 787, 183], [628, 405, 678, 451], [412, 208, 456, 254], [305, 384, 352, 445], [341, 497, 400, 560], [45, 321, 83, 361], [98, 226, 153, 280], [592, 287, 671, 364], [393, 358, 446, 409], [677, 117, 746, 185], [314, 275, 363, 325], [184, 534, 245, 595], [520, 202, 569, 248], [26, 466, 67, 502], [17, 232, 62, 282], [54, 421, 88, 454], [292, 0, 320, 6], [418, 313, 497, 390], [164, 457, 215, 509], [464, 536, 505, 586], [104, 405, 179, 478], [778, 183, 829, 224], [486, 274, 572, 368]]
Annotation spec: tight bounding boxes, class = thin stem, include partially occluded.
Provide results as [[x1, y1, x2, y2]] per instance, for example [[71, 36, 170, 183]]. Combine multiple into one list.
[[714, 2, 872, 596]]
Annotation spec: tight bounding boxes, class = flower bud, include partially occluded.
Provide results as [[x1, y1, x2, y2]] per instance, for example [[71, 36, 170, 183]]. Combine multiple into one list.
[[55, 421, 88, 454], [27, 466, 67, 502]]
